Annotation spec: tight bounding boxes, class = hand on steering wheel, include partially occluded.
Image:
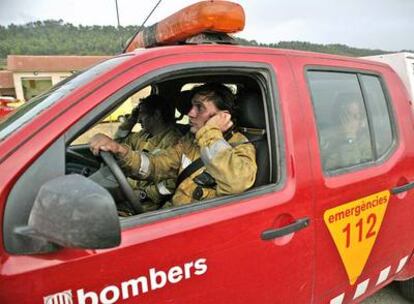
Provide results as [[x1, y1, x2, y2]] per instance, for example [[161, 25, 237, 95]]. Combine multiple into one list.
[[99, 151, 143, 214]]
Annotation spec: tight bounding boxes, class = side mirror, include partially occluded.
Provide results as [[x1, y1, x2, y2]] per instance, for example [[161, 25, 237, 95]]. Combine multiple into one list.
[[26, 174, 121, 250]]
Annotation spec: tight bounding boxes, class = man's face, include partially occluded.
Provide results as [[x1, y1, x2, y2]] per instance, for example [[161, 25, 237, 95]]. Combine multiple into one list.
[[188, 93, 219, 133], [341, 102, 364, 136], [137, 105, 155, 134]]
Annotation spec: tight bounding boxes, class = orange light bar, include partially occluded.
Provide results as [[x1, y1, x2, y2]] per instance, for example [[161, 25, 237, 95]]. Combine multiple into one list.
[[124, 1, 245, 52]]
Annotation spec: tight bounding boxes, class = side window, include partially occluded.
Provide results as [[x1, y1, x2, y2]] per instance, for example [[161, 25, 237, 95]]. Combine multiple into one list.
[[65, 70, 274, 216], [360, 75, 393, 156], [308, 70, 394, 173], [22, 77, 53, 100], [72, 86, 151, 145]]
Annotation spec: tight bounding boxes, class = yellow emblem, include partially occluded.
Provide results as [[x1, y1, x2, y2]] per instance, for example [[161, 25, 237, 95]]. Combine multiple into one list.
[[324, 190, 390, 285]]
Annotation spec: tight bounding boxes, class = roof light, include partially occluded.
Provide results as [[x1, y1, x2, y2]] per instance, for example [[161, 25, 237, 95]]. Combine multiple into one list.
[[124, 1, 245, 52]]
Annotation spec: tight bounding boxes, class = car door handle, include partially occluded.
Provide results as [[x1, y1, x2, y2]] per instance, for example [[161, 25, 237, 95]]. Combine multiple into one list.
[[261, 217, 310, 240], [391, 181, 414, 195]]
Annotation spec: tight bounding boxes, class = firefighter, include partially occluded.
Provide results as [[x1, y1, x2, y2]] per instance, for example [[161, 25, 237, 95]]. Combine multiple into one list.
[[90, 94, 181, 210], [90, 83, 257, 206], [323, 94, 373, 170]]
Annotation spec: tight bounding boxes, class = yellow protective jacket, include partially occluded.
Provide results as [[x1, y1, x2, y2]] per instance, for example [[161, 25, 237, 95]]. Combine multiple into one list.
[[119, 124, 257, 206], [322, 128, 372, 171], [119, 126, 181, 205]]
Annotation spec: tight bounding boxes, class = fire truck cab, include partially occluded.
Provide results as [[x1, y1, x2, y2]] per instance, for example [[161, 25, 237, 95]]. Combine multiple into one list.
[[1, 2, 414, 303]]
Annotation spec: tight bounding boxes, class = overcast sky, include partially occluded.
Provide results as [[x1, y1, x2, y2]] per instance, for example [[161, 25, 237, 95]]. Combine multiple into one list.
[[1, 0, 413, 52]]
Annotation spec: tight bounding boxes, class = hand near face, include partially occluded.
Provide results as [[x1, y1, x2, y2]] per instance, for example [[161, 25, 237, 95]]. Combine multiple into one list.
[[205, 111, 233, 133], [89, 133, 128, 156], [340, 102, 363, 137]]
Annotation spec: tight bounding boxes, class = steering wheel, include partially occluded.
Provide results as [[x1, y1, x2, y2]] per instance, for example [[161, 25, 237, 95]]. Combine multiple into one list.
[[99, 151, 143, 214]]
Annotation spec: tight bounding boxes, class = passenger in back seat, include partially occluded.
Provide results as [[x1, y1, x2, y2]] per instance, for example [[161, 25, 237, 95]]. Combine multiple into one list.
[[323, 94, 373, 170]]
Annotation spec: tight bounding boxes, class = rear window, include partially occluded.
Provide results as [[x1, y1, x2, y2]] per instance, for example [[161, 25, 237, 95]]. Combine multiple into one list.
[[307, 70, 395, 173]]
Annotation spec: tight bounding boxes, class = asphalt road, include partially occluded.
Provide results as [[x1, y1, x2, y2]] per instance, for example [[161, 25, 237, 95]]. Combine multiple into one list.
[[362, 282, 411, 303]]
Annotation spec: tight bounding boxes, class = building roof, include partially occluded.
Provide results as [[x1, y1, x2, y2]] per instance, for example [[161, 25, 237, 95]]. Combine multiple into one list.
[[7, 55, 111, 72], [0, 71, 14, 89]]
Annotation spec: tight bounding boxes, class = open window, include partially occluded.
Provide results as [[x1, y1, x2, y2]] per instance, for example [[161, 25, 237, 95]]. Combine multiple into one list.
[[72, 86, 151, 146], [65, 66, 278, 218]]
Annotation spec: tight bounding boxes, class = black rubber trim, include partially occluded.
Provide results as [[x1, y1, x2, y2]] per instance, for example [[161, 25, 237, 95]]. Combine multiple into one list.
[[261, 217, 310, 240]]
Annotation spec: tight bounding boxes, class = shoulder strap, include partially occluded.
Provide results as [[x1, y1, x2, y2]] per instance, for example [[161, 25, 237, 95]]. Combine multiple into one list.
[[175, 128, 235, 188], [176, 158, 204, 187]]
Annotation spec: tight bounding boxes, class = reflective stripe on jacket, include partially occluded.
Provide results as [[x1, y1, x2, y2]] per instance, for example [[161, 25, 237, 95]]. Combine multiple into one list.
[[120, 124, 257, 206]]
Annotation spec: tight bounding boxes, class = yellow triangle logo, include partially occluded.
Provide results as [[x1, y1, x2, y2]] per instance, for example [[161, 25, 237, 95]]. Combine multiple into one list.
[[323, 190, 390, 285]]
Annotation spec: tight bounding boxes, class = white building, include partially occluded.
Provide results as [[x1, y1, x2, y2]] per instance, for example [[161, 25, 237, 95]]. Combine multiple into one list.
[[0, 55, 110, 101]]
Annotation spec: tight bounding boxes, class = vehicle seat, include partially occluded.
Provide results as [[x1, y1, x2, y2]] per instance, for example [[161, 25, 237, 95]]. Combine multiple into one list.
[[173, 90, 193, 135], [236, 90, 269, 187]]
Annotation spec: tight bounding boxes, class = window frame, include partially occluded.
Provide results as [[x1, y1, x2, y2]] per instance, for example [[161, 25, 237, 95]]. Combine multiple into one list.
[[65, 61, 285, 229], [305, 66, 398, 176]]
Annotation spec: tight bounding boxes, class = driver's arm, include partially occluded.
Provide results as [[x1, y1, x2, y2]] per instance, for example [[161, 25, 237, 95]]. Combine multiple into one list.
[[118, 141, 183, 181], [89, 132, 183, 184], [89, 134, 128, 156]]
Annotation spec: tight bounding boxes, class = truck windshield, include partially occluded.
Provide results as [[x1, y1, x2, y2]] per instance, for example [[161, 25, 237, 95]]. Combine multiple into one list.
[[0, 55, 131, 141]]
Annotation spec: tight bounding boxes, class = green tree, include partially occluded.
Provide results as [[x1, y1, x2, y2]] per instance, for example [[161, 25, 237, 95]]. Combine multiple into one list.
[[0, 19, 412, 66]]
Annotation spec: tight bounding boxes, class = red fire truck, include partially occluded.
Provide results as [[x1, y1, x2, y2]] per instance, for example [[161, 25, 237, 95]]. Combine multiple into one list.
[[1, 2, 414, 303]]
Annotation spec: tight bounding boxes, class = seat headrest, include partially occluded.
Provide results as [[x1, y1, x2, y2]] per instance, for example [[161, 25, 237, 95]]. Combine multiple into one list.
[[236, 91, 266, 129], [174, 90, 193, 116]]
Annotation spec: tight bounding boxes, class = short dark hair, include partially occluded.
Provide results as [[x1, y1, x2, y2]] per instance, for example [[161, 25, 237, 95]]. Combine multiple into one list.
[[139, 94, 175, 123], [190, 83, 236, 116]]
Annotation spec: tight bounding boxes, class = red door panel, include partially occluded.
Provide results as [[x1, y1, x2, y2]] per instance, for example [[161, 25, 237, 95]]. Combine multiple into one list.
[[290, 55, 414, 303], [0, 50, 316, 304]]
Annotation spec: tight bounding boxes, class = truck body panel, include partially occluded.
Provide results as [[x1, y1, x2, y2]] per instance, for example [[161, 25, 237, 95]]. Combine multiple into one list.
[[0, 45, 413, 303]]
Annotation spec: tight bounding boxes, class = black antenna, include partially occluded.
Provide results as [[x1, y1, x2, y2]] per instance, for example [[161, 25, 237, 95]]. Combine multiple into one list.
[[114, 0, 122, 50], [115, 0, 121, 27], [122, 0, 162, 53]]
